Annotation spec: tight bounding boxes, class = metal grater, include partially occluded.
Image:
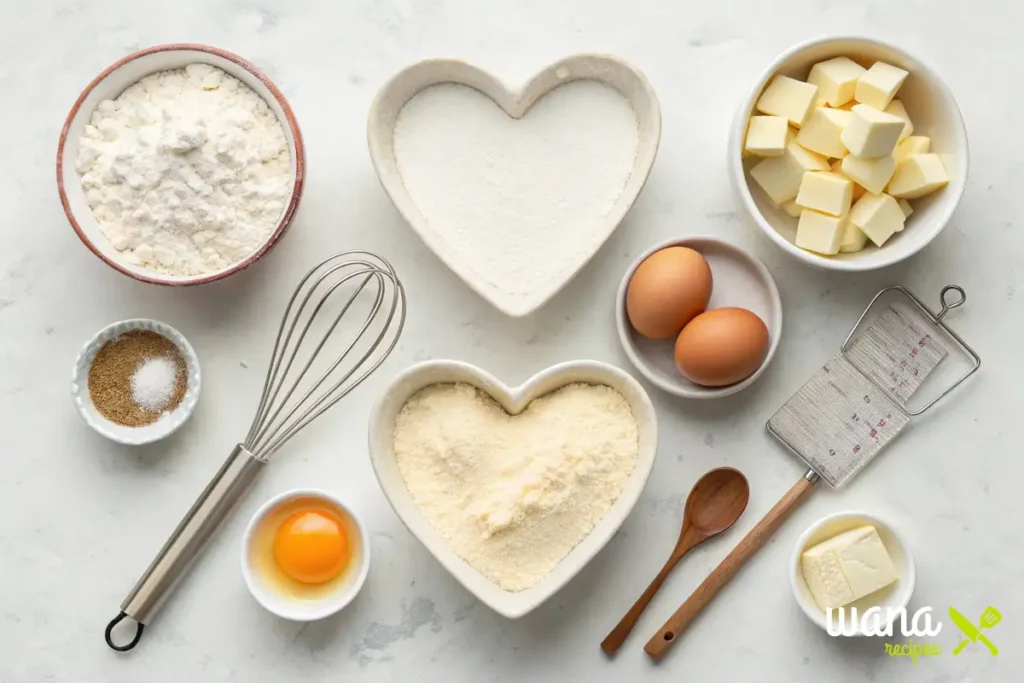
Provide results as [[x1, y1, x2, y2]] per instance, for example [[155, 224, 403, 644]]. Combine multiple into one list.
[[646, 285, 981, 658], [768, 285, 980, 487]]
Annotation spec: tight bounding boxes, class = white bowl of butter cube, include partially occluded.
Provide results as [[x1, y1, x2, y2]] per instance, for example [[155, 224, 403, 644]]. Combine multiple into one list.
[[790, 511, 916, 635], [730, 36, 968, 270]]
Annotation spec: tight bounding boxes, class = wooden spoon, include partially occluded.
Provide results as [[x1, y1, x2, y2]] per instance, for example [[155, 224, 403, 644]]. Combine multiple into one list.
[[600, 467, 749, 655]]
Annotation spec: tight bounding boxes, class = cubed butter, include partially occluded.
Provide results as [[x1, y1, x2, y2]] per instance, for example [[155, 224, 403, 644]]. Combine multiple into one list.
[[745, 115, 789, 157], [839, 222, 870, 253], [897, 198, 914, 222], [893, 135, 931, 164], [796, 171, 853, 216], [850, 193, 905, 247], [841, 104, 905, 158], [830, 159, 867, 200], [796, 210, 847, 255], [782, 200, 803, 218], [855, 62, 909, 110], [802, 526, 899, 611], [841, 154, 897, 195], [884, 99, 914, 141], [807, 56, 866, 107], [887, 153, 949, 199], [756, 75, 819, 127], [750, 140, 830, 204], [797, 108, 852, 158]]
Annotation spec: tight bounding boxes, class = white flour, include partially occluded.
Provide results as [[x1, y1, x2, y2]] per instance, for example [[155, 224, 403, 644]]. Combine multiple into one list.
[[392, 382, 639, 591], [76, 63, 291, 276], [392, 81, 639, 302]]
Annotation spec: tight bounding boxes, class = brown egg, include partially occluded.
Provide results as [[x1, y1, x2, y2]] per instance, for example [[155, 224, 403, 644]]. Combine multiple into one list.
[[626, 247, 713, 339], [674, 308, 770, 387]]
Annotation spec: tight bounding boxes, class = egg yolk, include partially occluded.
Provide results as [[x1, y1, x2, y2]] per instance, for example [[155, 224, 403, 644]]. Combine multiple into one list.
[[273, 508, 349, 584]]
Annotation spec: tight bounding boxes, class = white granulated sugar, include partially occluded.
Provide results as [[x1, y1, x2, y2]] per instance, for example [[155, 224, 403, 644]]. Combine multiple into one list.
[[392, 382, 639, 591], [76, 63, 291, 276], [392, 81, 639, 301], [131, 357, 178, 411]]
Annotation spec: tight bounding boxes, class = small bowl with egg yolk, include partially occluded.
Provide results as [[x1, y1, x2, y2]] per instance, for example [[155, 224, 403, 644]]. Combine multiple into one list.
[[241, 489, 370, 621]]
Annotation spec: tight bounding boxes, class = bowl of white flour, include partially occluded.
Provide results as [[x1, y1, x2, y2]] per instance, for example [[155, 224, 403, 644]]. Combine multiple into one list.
[[58, 44, 305, 285]]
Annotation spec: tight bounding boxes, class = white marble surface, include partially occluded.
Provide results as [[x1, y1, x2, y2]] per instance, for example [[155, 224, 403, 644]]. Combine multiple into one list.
[[1, 1, 1021, 681]]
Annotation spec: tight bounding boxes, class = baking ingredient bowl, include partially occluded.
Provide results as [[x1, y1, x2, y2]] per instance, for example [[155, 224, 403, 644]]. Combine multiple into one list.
[[790, 511, 915, 634], [71, 318, 201, 445], [367, 359, 657, 618], [242, 489, 370, 622], [615, 237, 782, 399], [730, 36, 968, 271], [57, 43, 306, 285]]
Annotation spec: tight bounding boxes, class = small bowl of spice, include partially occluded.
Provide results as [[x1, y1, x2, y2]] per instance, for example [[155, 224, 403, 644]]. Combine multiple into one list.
[[71, 319, 201, 445]]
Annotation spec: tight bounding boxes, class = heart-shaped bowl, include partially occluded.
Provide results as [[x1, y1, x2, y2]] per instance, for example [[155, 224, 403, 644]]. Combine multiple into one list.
[[368, 359, 658, 617], [367, 55, 661, 317]]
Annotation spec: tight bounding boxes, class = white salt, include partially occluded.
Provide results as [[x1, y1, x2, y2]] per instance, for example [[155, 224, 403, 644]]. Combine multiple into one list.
[[132, 357, 178, 411], [392, 80, 639, 304]]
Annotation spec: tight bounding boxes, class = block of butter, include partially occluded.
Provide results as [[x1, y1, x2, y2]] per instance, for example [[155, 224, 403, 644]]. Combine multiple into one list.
[[802, 525, 899, 611]]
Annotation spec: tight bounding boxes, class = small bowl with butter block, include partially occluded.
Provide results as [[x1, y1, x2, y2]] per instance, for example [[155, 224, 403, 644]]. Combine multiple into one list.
[[790, 511, 915, 634], [730, 36, 967, 271]]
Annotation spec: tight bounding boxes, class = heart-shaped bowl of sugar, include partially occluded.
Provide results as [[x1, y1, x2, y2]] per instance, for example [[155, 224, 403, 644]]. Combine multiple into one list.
[[367, 360, 658, 617], [368, 55, 661, 317]]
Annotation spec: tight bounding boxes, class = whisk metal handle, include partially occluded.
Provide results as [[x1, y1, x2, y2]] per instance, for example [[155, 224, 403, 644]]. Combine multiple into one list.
[[104, 445, 266, 651]]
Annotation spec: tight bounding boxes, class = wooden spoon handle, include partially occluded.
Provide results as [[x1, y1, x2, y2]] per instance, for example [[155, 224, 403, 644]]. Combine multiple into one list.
[[644, 476, 815, 661], [601, 552, 684, 655]]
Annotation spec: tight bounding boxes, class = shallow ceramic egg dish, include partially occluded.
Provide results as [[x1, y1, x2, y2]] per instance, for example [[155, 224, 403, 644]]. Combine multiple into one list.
[[243, 490, 369, 621], [730, 37, 968, 271]]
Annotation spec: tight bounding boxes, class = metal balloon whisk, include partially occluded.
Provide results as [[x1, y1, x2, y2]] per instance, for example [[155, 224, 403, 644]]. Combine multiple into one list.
[[244, 251, 405, 460], [105, 251, 406, 652]]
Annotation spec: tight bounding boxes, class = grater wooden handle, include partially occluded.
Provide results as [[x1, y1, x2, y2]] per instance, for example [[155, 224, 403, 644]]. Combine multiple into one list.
[[644, 475, 815, 660]]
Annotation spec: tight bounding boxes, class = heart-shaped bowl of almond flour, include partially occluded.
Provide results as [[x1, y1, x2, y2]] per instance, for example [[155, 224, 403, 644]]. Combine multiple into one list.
[[367, 55, 661, 317], [367, 359, 658, 618]]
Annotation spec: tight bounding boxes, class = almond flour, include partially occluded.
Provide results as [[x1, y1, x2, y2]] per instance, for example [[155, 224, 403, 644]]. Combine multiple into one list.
[[392, 382, 639, 591]]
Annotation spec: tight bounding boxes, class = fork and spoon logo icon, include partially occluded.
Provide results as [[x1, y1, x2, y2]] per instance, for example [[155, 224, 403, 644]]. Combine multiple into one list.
[[949, 606, 1000, 656]]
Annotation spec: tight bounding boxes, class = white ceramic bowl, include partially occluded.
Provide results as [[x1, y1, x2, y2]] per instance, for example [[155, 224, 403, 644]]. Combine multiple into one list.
[[71, 318, 201, 445], [241, 489, 371, 622], [367, 359, 658, 618], [730, 36, 968, 271], [57, 43, 306, 285], [790, 511, 916, 634], [615, 237, 783, 399], [368, 54, 661, 317]]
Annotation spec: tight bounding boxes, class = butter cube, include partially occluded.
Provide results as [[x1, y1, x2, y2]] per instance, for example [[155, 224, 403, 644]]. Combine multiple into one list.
[[830, 159, 866, 200], [796, 171, 853, 216], [802, 526, 898, 611], [841, 154, 897, 195], [841, 105, 905, 158], [850, 193, 905, 247], [781, 200, 803, 218], [888, 153, 949, 199], [796, 210, 847, 255], [807, 56, 866, 107], [893, 135, 931, 164], [756, 75, 819, 127], [749, 140, 830, 204], [855, 62, 909, 110], [884, 99, 914, 141], [797, 108, 852, 158], [897, 198, 914, 222], [839, 222, 870, 253], [745, 116, 789, 157]]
